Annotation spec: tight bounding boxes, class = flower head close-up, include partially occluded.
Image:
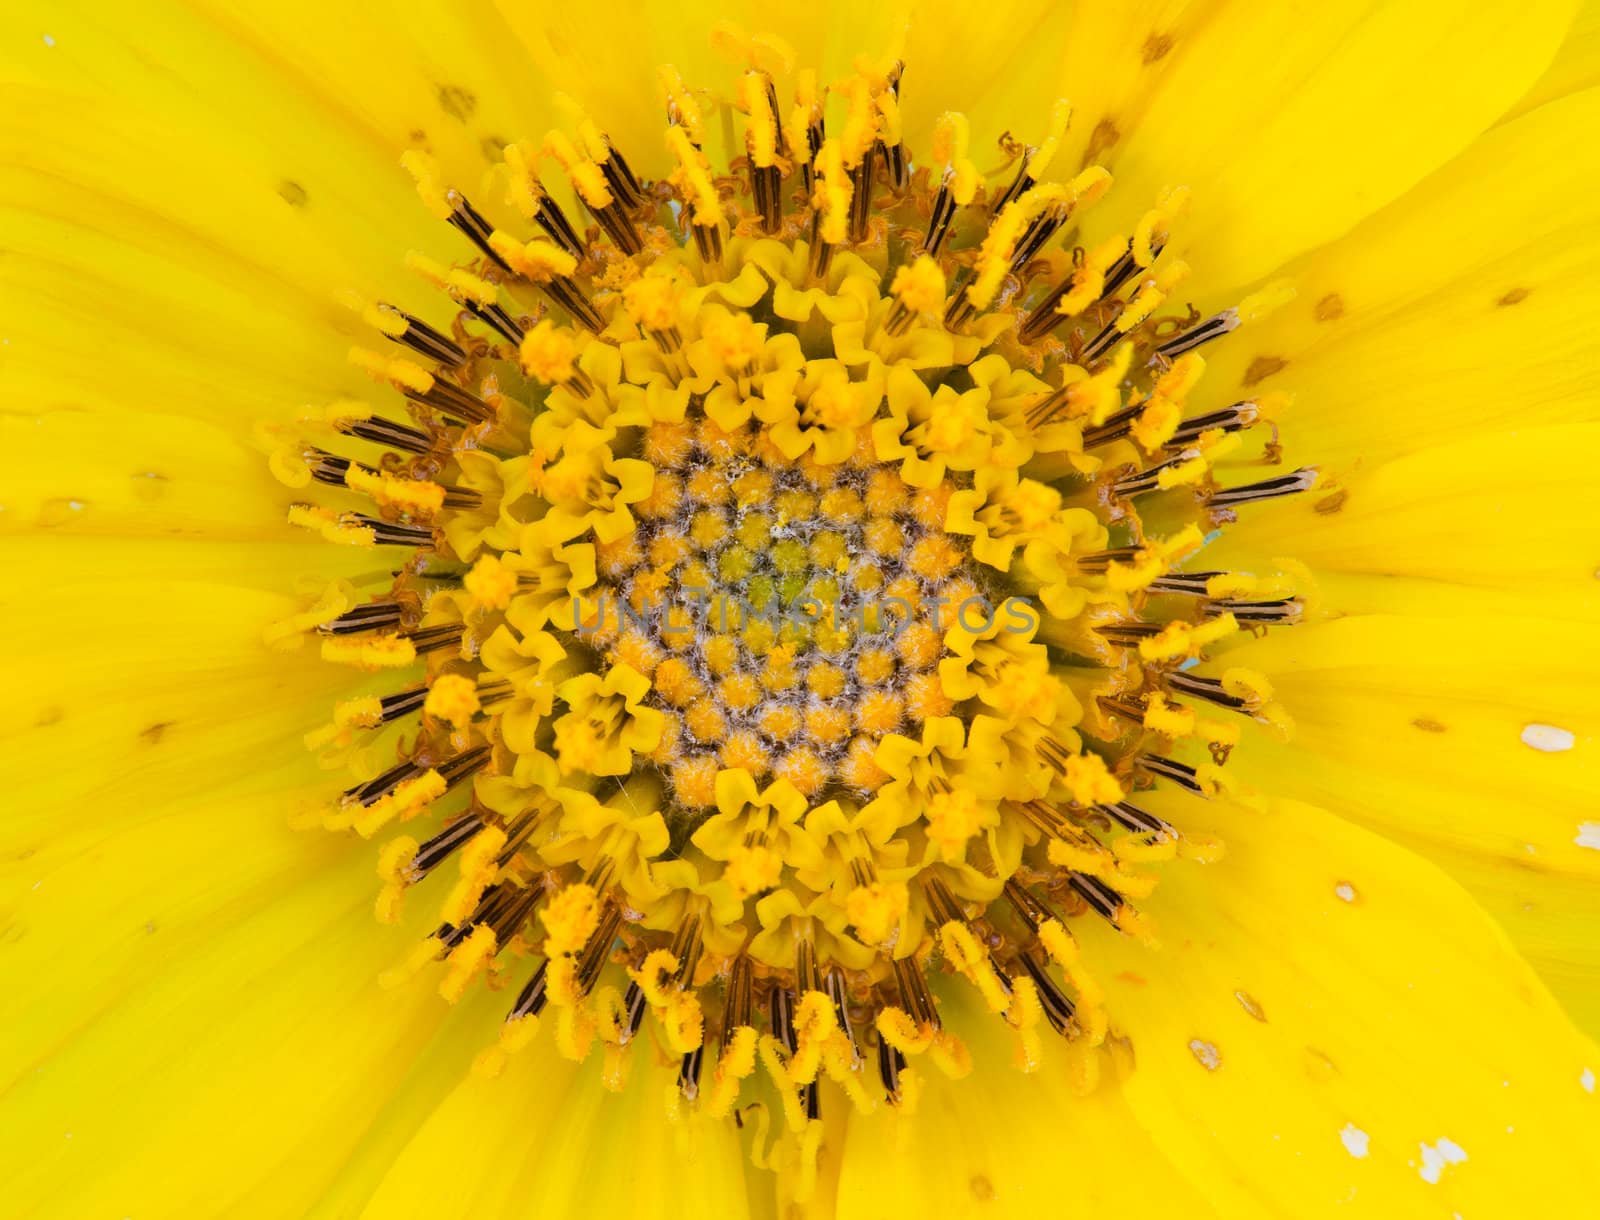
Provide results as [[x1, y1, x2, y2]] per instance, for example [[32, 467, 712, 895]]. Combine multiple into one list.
[[3, 3, 1599, 1218]]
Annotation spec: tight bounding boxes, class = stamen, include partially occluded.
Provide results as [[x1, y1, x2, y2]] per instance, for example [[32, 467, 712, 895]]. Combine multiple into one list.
[[1208, 467, 1319, 511], [367, 302, 469, 366], [1137, 754, 1210, 797], [339, 514, 436, 548], [335, 415, 435, 455], [407, 813, 487, 881], [508, 959, 551, 1022], [1206, 596, 1303, 625], [1153, 308, 1240, 361], [505, 141, 585, 258], [1165, 401, 1261, 448], [317, 601, 404, 636]]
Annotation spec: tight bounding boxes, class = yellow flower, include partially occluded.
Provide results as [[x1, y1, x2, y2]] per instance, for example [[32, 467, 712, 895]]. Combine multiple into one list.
[[4, 3, 1600, 1218]]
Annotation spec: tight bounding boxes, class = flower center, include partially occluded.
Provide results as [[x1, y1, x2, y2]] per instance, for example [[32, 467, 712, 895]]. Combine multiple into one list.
[[585, 419, 981, 808], [265, 37, 1316, 1188]]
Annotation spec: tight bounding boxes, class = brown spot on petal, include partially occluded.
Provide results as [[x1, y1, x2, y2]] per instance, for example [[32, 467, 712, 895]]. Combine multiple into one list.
[[1497, 286, 1531, 307], [1084, 117, 1120, 165], [1313, 488, 1348, 515], [1314, 292, 1344, 321], [1142, 33, 1176, 63], [1303, 1046, 1340, 1081], [1234, 990, 1267, 1022], [1242, 356, 1287, 387], [1411, 717, 1447, 733], [437, 84, 477, 122], [141, 721, 175, 745], [969, 1175, 996, 1202], [277, 179, 308, 207]]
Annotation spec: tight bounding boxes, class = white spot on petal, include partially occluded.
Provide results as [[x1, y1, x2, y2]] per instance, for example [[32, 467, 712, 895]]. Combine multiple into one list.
[[1188, 1038, 1221, 1070], [1340, 1124, 1369, 1158], [1521, 723, 1575, 752], [1576, 823, 1600, 852], [42, 33, 56, 47], [1581, 1067, 1595, 1094], [1418, 1138, 1468, 1183], [1419, 1144, 1444, 1184], [1334, 881, 1357, 903]]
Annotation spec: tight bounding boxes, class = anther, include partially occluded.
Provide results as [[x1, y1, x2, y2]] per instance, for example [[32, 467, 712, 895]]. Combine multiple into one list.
[[370, 303, 468, 366], [1165, 401, 1261, 448], [1111, 451, 1204, 500], [1017, 951, 1076, 1034], [874, 62, 910, 192], [575, 904, 626, 996], [1147, 570, 1223, 596], [448, 193, 515, 272], [678, 1042, 705, 1099], [877, 1032, 907, 1103], [306, 451, 367, 491], [923, 180, 959, 255], [723, 955, 754, 1048], [1098, 801, 1175, 838], [341, 515, 437, 548], [317, 601, 405, 636], [1166, 672, 1248, 710], [436, 745, 492, 789], [1002, 879, 1053, 934], [1205, 596, 1303, 626], [1137, 754, 1209, 797], [508, 960, 551, 1022], [407, 812, 487, 881], [377, 686, 431, 724], [335, 415, 434, 455], [1067, 871, 1126, 922], [770, 986, 820, 1120], [345, 757, 427, 808], [620, 980, 648, 1044], [824, 967, 862, 1065], [406, 376, 497, 427], [403, 622, 466, 655], [1154, 308, 1241, 361], [891, 956, 940, 1030], [1081, 400, 1144, 447], [739, 70, 784, 234], [1100, 243, 1153, 299], [465, 299, 528, 347], [1081, 318, 1127, 366], [505, 143, 586, 259], [1208, 467, 1318, 511]]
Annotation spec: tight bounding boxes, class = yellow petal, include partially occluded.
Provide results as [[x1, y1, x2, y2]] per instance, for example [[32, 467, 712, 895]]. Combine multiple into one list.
[[1078, 790, 1600, 1217], [831, 1003, 1221, 1218], [357, 1037, 749, 1218], [1203, 614, 1600, 1030], [0, 815, 482, 1218], [1208, 424, 1600, 625], [1071, 0, 1575, 292], [0, 544, 385, 895], [1506, 0, 1600, 118], [1197, 88, 1600, 471]]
